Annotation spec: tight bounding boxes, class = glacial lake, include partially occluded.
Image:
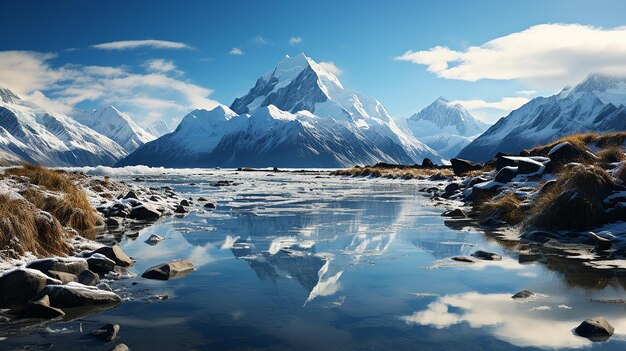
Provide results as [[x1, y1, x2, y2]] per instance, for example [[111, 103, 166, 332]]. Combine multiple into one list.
[[5, 169, 626, 350]]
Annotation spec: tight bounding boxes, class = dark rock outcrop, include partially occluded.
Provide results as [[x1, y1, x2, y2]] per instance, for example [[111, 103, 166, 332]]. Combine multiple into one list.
[[575, 316, 614, 341]]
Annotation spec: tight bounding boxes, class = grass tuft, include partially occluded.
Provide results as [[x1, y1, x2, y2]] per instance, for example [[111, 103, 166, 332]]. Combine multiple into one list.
[[478, 192, 524, 225], [597, 146, 626, 164]]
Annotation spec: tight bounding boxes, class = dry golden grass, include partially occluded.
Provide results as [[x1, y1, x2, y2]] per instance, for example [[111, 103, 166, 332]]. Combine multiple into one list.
[[478, 192, 524, 225], [0, 194, 71, 257], [2, 164, 100, 235], [615, 163, 626, 184], [597, 146, 626, 164], [526, 132, 626, 156], [331, 166, 454, 179]]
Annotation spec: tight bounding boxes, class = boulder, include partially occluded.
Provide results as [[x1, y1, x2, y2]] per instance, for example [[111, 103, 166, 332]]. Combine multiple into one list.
[[442, 209, 466, 218], [110, 344, 130, 351], [468, 176, 489, 187], [78, 270, 100, 286], [496, 155, 518, 171], [197, 197, 208, 202], [451, 256, 475, 263], [516, 158, 545, 174], [450, 158, 483, 176], [0, 268, 58, 307], [575, 316, 614, 341], [511, 290, 535, 299], [123, 191, 138, 200], [142, 260, 195, 280], [87, 254, 116, 274], [180, 199, 190, 206], [421, 158, 434, 168], [204, 202, 216, 209], [548, 142, 597, 166], [92, 246, 133, 267], [19, 295, 65, 319], [471, 250, 502, 261], [145, 234, 165, 245], [27, 257, 89, 276], [90, 323, 120, 342], [46, 270, 78, 284], [34, 283, 121, 307], [128, 204, 161, 221], [106, 217, 122, 228], [495, 166, 518, 183], [174, 205, 187, 214], [588, 231, 613, 249], [466, 182, 502, 202]]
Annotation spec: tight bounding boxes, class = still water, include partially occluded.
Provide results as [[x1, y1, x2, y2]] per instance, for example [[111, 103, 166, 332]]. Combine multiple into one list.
[[6, 169, 626, 350]]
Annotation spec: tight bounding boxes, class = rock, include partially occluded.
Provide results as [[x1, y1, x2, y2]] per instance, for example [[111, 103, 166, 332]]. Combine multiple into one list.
[[204, 202, 216, 209], [174, 205, 187, 214], [471, 250, 502, 261], [105, 217, 122, 228], [421, 158, 434, 168], [180, 199, 190, 206], [78, 270, 100, 286], [90, 323, 120, 342], [575, 316, 614, 341], [451, 256, 475, 263], [494, 166, 518, 183], [128, 204, 161, 221], [197, 197, 208, 202], [468, 176, 489, 187], [142, 259, 195, 280], [87, 254, 117, 274], [537, 179, 558, 196], [27, 257, 89, 276], [34, 283, 121, 307], [496, 155, 518, 171], [442, 209, 466, 218], [0, 268, 57, 307], [123, 191, 138, 200], [450, 158, 483, 176], [444, 183, 461, 193], [466, 182, 502, 202], [110, 344, 130, 351], [516, 158, 544, 174], [144, 234, 165, 245], [588, 231, 612, 249], [511, 290, 535, 299], [92, 246, 133, 267], [149, 195, 159, 202], [19, 295, 65, 319], [548, 142, 596, 167], [46, 270, 78, 284]]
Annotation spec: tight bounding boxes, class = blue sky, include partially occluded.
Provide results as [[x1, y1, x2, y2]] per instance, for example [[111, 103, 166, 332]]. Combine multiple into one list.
[[1, 0, 626, 127]]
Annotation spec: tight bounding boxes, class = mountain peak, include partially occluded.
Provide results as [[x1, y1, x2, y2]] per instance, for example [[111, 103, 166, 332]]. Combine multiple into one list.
[[0, 88, 20, 104], [408, 97, 488, 138]]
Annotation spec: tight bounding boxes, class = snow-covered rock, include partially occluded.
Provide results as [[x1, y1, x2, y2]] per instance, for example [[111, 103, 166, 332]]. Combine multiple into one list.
[[71, 106, 155, 153], [118, 53, 443, 168], [459, 74, 626, 162], [406, 97, 489, 159], [0, 88, 127, 166], [145, 120, 171, 137]]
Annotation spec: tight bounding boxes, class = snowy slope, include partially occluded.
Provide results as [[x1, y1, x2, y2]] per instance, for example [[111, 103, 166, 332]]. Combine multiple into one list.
[[405, 97, 489, 159], [119, 54, 443, 168], [459, 74, 626, 162], [0, 88, 127, 166], [71, 106, 155, 152], [146, 120, 171, 137]]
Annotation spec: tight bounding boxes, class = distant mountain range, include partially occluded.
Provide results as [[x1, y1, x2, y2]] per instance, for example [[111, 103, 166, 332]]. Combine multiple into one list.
[[459, 74, 626, 162], [404, 97, 489, 158], [119, 53, 443, 168]]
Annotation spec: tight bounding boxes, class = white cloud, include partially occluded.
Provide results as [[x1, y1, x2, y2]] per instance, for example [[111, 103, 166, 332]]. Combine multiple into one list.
[[395, 24, 626, 89], [515, 90, 538, 97], [229, 47, 244, 55], [318, 61, 342, 76], [289, 37, 303, 46], [91, 39, 192, 50], [144, 59, 179, 74], [451, 97, 530, 123], [0, 50, 218, 127], [253, 35, 268, 45]]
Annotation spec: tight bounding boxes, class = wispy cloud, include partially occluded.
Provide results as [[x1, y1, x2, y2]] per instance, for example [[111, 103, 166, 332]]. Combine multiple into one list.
[[91, 39, 192, 50], [143, 58, 180, 74], [516, 90, 538, 97], [289, 37, 303, 46], [395, 24, 626, 89], [451, 97, 529, 123], [229, 47, 244, 55], [318, 61, 342, 76], [253, 35, 269, 45]]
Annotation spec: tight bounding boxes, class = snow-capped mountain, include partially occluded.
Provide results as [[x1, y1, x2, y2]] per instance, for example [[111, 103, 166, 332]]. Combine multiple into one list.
[[71, 106, 155, 153], [406, 97, 489, 158], [119, 53, 443, 168], [458, 74, 626, 162], [145, 120, 171, 137], [0, 88, 127, 166]]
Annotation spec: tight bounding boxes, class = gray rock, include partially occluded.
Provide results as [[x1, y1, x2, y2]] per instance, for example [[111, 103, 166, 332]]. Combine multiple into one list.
[[78, 270, 100, 286], [142, 260, 195, 280], [144, 234, 165, 245], [548, 142, 597, 166], [516, 157, 544, 174], [588, 231, 612, 249], [46, 270, 78, 284], [511, 290, 535, 299], [123, 191, 138, 199], [110, 344, 130, 351], [90, 323, 120, 342], [19, 295, 65, 319], [471, 250, 502, 261], [450, 158, 483, 176], [34, 283, 121, 307], [106, 217, 122, 228], [128, 204, 161, 221], [495, 166, 518, 183], [27, 257, 89, 276], [575, 316, 614, 341], [92, 246, 133, 267], [204, 202, 216, 209], [442, 209, 466, 218], [174, 205, 187, 214], [0, 269, 57, 307], [87, 254, 116, 274], [180, 199, 190, 206]]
